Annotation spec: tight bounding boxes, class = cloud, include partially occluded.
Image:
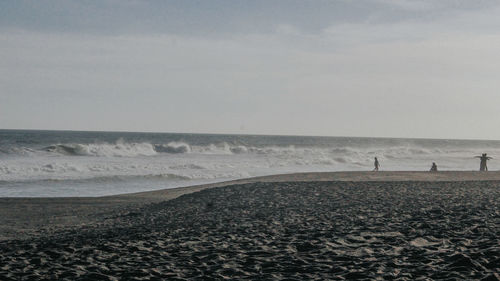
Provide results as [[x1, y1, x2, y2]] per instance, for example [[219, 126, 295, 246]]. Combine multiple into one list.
[[2, 0, 499, 36], [2, 1, 500, 138]]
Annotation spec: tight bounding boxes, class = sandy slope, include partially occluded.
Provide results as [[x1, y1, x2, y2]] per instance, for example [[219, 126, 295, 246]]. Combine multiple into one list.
[[2, 171, 500, 240]]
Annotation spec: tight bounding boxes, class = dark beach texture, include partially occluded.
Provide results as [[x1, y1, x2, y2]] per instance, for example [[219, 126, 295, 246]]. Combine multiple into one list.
[[1, 180, 500, 280]]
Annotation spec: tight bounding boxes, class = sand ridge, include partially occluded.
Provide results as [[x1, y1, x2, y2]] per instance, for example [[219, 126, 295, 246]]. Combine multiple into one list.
[[2, 171, 500, 240]]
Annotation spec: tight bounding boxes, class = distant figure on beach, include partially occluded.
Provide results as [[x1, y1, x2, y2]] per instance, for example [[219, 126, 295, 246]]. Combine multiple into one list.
[[430, 162, 438, 172], [373, 157, 380, 171], [475, 153, 492, 171]]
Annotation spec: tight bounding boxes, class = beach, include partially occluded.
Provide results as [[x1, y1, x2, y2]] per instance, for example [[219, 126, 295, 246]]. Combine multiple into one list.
[[4, 0, 500, 279], [1, 171, 500, 280]]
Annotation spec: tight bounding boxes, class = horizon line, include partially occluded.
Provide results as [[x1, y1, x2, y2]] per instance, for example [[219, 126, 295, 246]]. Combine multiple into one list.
[[1, 128, 500, 143]]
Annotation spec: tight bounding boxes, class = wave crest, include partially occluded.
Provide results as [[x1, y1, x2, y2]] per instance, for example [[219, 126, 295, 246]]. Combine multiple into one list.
[[154, 142, 191, 154], [44, 142, 157, 157]]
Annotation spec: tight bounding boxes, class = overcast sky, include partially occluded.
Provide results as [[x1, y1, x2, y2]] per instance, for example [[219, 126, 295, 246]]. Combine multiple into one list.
[[2, 0, 500, 139]]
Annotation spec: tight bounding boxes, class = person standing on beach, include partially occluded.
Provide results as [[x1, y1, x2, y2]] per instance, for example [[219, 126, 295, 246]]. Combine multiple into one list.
[[373, 157, 380, 171], [475, 153, 492, 171]]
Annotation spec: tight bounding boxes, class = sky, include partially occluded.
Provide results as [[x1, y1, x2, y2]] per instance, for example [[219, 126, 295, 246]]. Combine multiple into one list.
[[2, 0, 500, 139]]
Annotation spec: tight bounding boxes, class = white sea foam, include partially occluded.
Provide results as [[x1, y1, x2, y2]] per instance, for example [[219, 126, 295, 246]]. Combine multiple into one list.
[[44, 141, 157, 157], [154, 142, 191, 154], [2, 132, 500, 197]]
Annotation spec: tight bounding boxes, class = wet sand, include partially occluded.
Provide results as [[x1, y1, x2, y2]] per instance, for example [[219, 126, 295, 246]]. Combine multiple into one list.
[[1, 171, 500, 279]]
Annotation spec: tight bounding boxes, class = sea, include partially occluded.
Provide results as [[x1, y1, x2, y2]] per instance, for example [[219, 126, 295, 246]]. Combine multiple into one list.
[[1, 129, 500, 197]]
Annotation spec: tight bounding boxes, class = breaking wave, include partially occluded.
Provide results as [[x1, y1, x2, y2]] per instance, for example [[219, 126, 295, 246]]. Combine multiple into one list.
[[36, 141, 310, 157], [40, 141, 194, 157], [154, 142, 191, 154], [44, 142, 157, 157], [3, 141, 495, 161]]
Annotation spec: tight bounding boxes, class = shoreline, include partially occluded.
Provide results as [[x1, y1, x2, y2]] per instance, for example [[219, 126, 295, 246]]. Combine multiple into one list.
[[2, 170, 500, 241], [116, 170, 500, 199], [3, 170, 500, 201]]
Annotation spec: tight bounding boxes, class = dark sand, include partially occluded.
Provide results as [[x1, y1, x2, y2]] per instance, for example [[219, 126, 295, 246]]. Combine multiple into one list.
[[1, 172, 500, 280]]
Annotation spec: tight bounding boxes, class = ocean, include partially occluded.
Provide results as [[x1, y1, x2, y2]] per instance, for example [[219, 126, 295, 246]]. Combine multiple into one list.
[[1, 129, 499, 197]]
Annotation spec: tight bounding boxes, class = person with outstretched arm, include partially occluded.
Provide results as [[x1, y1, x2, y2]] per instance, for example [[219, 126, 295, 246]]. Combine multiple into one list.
[[475, 153, 492, 171]]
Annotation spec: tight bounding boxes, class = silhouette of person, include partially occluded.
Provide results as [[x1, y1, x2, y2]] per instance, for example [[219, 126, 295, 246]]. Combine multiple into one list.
[[475, 153, 492, 171], [430, 162, 437, 172], [373, 157, 380, 171]]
